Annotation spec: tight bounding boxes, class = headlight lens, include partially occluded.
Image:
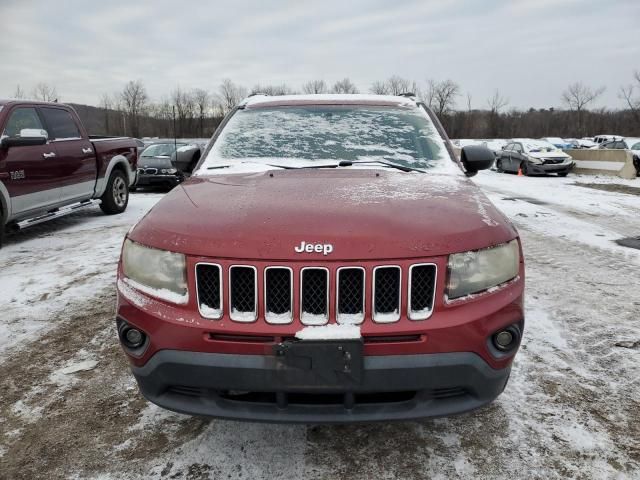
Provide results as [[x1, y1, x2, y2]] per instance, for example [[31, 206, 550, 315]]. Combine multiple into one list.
[[122, 239, 188, 304], [447, 240, 520, 300]]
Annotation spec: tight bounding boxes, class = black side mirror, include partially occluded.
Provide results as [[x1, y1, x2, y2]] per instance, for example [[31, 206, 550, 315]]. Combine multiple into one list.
[[460, 145, 495, 177]]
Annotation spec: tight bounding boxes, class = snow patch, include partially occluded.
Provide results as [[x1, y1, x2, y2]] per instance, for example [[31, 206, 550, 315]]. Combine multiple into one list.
[[199, 304, 221, 318], [295, 323, 361, 340]]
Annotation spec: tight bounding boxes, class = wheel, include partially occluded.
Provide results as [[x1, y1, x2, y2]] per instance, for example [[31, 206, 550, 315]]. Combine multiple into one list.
[[100, 169, 129, 215], [496, 159, 504, 173], [558, 172, 568, 177], [520, 162, 529, 176]]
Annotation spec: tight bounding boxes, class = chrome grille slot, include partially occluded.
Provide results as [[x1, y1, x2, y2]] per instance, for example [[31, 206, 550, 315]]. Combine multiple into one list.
[[337, 267, 365, 324], [373, 266, 401, 323], [229, 266, 257, 322], [196, 263, 222, 319], [300, 268, 329, 325], [409, 264, 437, 320], [264, 267, 293, 324]]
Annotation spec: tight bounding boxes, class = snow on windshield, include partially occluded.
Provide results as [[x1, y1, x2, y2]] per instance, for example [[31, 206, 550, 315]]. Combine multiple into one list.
[[523, 141, 559, 153], [198, 105, 457, 173]]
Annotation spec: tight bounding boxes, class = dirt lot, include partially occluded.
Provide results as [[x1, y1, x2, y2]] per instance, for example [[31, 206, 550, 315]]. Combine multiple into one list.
[[1, 173, 639, 480]]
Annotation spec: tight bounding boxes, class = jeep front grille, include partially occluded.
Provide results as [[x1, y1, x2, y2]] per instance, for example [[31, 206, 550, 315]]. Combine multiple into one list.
[[373, 266, 401, 323], [264, 267, 293, 324], [196, 263, 222, 319], [337, 267, 365, 324], [408, 264, 437, 320], [229, 266, 257, 322], [300, 268, 329, 325], [195, 262, 437, 324]]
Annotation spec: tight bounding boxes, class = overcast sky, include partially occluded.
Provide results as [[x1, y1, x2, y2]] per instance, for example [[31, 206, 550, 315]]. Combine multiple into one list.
[[1, 0, 638, 110]]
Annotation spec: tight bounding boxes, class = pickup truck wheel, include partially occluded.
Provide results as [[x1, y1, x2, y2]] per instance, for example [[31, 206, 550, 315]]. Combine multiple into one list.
[[100, 170, 129, 215]]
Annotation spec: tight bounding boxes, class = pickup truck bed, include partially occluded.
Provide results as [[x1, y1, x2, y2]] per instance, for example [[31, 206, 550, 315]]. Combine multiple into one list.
[[0, 100, 138, 246]]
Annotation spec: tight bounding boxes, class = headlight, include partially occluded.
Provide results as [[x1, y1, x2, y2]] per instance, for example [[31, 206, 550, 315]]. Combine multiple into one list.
[[122, 239, 188, 304], [447, 240, 520, 300], [527, 156, 542, 164], [161, 168, 178, 174]]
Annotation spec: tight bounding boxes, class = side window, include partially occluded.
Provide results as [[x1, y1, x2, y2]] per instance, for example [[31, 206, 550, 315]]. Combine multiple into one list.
[[40, 107, 82, 140], [2, 107, 45, 137], [504, 143, 513, 151], [513, 144, 523, 153]]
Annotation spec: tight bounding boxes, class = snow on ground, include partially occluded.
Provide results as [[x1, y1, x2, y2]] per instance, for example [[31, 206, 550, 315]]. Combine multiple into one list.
[[1, 173, 639, 479], [0, 193, 162, 356]]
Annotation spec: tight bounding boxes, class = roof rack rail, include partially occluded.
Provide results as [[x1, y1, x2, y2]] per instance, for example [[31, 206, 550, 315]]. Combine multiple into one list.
[[248, 92, 269, 97]]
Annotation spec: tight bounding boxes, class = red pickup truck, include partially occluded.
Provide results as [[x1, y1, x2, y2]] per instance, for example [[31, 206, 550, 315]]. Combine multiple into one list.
[[0, 100, 138, 246], [116, 94, 524, 423]]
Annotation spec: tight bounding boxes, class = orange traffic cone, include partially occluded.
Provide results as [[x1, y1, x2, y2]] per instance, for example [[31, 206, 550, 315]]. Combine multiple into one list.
[[517, 167, 523, 177]]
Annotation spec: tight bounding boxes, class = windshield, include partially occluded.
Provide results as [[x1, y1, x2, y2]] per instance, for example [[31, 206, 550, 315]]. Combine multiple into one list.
[[141, 143, 186, 157], [198, 105, 457, 173]]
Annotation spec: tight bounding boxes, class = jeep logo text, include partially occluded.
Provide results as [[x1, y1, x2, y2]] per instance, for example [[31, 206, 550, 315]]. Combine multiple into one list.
[[294, 241, 334, 256]]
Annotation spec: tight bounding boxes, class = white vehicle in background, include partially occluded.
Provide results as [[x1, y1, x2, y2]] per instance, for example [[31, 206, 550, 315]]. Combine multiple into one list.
[[565, 138, 598, 149], [541, 137, 572, 150], [593, 134, 623, 145], [451, 139, 482, 148], [598, 137, 640, 175], [481, 139, 508, 157]]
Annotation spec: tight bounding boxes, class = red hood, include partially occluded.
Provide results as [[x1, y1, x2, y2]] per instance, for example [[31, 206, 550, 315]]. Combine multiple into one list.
[[129, 169, 517, 260]]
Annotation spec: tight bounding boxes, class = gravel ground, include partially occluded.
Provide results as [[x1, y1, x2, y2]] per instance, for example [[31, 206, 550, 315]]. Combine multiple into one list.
[[0, 173, 639, 480]]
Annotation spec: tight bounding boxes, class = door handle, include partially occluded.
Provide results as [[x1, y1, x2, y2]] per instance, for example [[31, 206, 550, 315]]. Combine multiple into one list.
[[82, 147, 93, 154], [42, 152, 57, 158]]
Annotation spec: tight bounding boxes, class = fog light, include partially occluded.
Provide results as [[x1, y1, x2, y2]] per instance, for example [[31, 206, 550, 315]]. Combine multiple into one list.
[[124, 328, 145, 348], [494, 330, 514, 350]]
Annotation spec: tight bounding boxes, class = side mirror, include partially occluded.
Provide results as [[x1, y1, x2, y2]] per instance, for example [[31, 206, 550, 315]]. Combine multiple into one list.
[[171, 145, 201, 174], [460, 145, 495, 177], [0, 129, 48, 149]]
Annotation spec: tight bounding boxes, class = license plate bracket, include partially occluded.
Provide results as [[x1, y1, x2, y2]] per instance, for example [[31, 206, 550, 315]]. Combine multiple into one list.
[[274, 340, 364, 387]]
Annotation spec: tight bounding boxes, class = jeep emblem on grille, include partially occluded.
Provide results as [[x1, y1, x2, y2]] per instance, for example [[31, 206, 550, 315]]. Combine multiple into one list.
[[294, 241, 334, 256]]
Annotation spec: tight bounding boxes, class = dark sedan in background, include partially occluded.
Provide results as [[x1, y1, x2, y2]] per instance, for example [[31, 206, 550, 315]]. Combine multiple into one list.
[[495, 139, 575, 177], [133, 143, 201, 190]]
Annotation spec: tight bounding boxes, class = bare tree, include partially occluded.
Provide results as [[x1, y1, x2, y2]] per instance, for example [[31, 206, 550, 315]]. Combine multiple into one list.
[[330, 78, 359, 94], [425, 79, 460, 117], [250, 83, 295, 96], [619, 71, 640, 127], [192, 88, 210, 137], [561, 81, 605, 135], [13, 85, 25, 99], [100, 93, 112, 135], [120, 80, 148, 138], [217, 79, 248, 114], [369, 80, 390, 95], [487, 90, 509, 137], [171, 87, 196, 138], [32, 82, 58, 102], [302, 80, 328, 94]]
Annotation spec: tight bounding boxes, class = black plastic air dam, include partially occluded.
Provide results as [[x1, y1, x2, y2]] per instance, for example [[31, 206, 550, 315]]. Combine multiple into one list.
[[131, 350, 511, 423]]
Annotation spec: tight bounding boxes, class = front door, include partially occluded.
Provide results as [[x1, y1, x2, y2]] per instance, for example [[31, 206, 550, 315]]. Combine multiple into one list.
[[39, 107, 95, 203], [0, 106, 65, 217]]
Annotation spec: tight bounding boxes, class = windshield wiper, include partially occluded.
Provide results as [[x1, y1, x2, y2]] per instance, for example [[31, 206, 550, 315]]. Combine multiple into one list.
[[207, 159, 425, 173], [336, 160, 425, 173]]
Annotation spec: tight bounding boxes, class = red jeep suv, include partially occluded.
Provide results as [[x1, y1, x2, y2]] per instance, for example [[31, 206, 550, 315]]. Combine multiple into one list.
[[116, 94, 524, 423]]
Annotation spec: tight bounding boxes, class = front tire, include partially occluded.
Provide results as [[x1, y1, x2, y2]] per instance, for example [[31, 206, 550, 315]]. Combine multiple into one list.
[[100, 170, 129, 215], [520, 162, 529, 176], [558, 172, 568, 177], [496, 159, 504, 173]]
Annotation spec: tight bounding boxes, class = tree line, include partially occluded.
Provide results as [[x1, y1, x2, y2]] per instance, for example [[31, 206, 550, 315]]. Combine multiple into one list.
[[10, 72, 640, 140]]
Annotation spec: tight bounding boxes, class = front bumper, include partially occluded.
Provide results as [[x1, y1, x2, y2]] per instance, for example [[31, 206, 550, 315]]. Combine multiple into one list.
[[135, 173, 182, 187], [132, 349, 511, 423], [527, 161, 575, 175]]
